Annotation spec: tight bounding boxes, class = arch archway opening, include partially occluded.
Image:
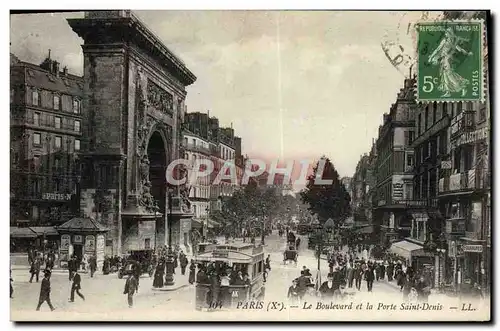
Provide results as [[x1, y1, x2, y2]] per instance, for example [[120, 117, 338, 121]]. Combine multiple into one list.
[[147, 131, 167, 248]]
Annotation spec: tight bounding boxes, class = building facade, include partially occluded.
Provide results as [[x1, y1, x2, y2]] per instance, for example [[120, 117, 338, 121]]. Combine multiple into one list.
[[10, 53, 84, 226], [373, 78, 418, 246]]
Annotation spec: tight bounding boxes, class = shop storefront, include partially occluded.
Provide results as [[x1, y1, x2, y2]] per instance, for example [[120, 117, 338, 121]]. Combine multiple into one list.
[[389, 239, 433, 271], [56, 217, 108, 270]]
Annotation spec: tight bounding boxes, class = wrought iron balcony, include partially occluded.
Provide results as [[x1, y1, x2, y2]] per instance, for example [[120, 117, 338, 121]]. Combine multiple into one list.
[[450, 111, 475, 138]]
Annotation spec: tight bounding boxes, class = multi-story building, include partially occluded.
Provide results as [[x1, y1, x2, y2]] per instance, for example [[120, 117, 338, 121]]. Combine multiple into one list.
[[183, 125, 211, 237], [373, 78, 418, 247], [10, 52, 84, 226], [411, 99, 451, 282], [439, 9, 491, 294], [438, 101, 490, 288]]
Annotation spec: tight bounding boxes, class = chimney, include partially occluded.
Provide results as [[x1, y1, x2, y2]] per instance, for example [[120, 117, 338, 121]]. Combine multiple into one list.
[[53, 61, 60, 77], [63, 66, 68, 76]]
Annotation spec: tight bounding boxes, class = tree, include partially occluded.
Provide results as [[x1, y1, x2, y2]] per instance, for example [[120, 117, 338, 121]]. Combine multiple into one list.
[[300, 156, 351, 231]]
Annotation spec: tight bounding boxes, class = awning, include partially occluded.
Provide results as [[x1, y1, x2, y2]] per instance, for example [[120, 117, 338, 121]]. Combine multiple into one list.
[[389, 240, 426, 260], [29, 226, 59, 236], [10, 227, 37, 239]]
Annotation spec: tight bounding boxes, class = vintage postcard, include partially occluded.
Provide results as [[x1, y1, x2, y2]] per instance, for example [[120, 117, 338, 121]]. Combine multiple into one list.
[[9, 10, 491, 322]]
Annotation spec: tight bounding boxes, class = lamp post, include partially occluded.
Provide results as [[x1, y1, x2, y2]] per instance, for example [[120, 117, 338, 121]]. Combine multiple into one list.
[[436, 248, 446, 287], [164, 186, 175, 286]]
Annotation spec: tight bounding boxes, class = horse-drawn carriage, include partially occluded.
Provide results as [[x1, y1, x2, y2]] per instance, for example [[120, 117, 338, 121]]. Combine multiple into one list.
[[283, 244, 298, 265]]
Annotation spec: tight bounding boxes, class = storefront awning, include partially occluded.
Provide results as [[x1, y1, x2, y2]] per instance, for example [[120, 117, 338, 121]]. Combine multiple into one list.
[[10, 227, 38, 239], [29, 226, 59, 236], [389, 240, 425, 260], [56, 217, 109, 232]]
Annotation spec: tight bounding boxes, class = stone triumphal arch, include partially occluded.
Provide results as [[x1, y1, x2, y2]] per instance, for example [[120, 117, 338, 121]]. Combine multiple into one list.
[[68, 11, 196, 255]]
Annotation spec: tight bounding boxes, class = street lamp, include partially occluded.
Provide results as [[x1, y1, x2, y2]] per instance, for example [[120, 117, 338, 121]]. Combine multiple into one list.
[[164, 186, 175, 286]]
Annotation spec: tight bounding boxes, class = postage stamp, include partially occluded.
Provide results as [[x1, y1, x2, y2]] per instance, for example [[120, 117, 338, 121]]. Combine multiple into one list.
[[416, 20, 485, 102], [9, 10, 491, 323]]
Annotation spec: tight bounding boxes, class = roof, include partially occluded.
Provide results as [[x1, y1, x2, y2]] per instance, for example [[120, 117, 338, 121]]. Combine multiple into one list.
[[56, 217, 109, 232], [23, 65, 83, 96], [29, 226, 59, 236], [10, 227, 37, 238]]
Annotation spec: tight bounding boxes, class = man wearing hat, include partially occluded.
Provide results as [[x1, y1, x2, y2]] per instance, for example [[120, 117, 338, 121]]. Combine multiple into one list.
[[319, 273, 337, 298], [36, 269, 55, 311]]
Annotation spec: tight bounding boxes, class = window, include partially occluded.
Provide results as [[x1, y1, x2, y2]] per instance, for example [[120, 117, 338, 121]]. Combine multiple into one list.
[[74, 120, 81, 132], [33, 112, 40, 126], [55, 136, 62, 149], [145, 238, 151, 250], [73, 99, 81, 114], [54, 157, 61, 171], [53, 94, 60, 110], [55, 116, 61, 129], [417, 114, 421, 136], [456, 102, 463, 115], [407, 154, 414, 167], [432, 105, 437, 125], [32, 155, 40, 171], [74, 139, 81, 151], [32, 90, 40, 106], [479, 105, 487, 122], [443, 103, 448, 117], [33, 133, 41, 145], [53, 178, 60, 191], [424, 106, 429, 130], [409, 131, 415, 145]]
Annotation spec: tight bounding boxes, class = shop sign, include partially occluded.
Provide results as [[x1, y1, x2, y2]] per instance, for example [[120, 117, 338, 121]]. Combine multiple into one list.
[[61, 234, 71, 251], [452, 127, 488, 149], [85, 235, 96, 252], [392, 182, 404, 200], [73, 235, 83, 244], [448, 241, 457, 257], [449, 173, 461, 191], [462, 245, 483, 253], [42, 193, 72, 201], [212, 250, 229, 258]]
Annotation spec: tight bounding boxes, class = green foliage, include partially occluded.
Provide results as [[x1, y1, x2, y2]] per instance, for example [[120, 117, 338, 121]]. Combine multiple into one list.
[[300, 156, 352, 229]]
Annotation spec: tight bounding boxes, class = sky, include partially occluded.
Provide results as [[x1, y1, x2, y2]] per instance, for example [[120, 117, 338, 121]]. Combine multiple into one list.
[[9, 10, 440, 178]]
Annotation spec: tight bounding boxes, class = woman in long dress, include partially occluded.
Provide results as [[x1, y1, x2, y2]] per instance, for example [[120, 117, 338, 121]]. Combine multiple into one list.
[[428, 27, 473, 97], [153, 260, 165, 288], [188, 260, 196, 284]]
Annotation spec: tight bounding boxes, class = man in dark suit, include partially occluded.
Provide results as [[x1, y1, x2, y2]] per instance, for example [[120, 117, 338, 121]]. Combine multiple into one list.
[[36, 270, 55, 311], [29, 258, 41, 283], [124, 274, 138, 308], [70, 270, 85, 302], [365, 264, 375, 292]]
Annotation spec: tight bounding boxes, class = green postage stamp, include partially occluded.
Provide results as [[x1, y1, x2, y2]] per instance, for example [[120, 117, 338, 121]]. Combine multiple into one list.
[[416, 20, 484, 102]]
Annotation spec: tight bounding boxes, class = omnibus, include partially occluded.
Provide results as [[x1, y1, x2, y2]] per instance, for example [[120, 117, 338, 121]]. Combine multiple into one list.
[[194, 242, 266, 310]]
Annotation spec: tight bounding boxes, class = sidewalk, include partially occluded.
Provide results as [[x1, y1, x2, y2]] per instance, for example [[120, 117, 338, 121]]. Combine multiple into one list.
[[151, 271, 192, 292]]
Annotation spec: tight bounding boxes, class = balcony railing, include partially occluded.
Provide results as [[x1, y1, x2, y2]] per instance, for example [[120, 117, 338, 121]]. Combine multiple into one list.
[[439, 169, 490, 194], [450, 111, 475, 138], [445, 218, 466, 235], [183, 142, 211, 154]]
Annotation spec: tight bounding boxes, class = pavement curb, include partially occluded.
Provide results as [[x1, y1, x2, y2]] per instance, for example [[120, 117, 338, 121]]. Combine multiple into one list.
[[151, 284, 189, 292]]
